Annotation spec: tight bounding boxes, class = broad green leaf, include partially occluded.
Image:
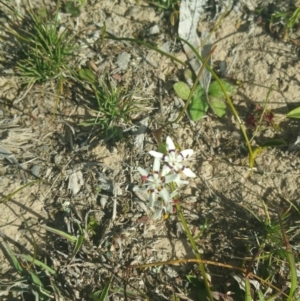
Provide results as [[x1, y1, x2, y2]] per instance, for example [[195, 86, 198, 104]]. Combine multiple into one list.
[[286, 106, 300, 118], [173, 81, 191, 100], [209, 97, 226, 117], [209, 79, 237, 98], [188, 85, 208, 121]]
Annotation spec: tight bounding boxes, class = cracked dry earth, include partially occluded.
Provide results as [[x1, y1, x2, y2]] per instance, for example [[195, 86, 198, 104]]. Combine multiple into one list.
[[0, 0, 300, 300]]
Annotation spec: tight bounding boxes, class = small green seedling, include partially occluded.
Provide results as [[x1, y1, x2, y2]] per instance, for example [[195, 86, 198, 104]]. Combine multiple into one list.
[[173, 79, 237, 121]]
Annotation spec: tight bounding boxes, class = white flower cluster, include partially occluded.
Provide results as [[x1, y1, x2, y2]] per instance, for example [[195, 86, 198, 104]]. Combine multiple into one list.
[[133, 136, 196, 220]]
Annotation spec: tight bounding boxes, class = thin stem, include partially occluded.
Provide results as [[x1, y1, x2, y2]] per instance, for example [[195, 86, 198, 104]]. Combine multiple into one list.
[[169, 183, 213, 301], [105, 34, 186, 67], [178, 37, 254, 168]]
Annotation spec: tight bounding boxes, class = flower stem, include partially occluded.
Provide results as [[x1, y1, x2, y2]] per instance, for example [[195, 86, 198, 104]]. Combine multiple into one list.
[[170, 180, 213, 301]]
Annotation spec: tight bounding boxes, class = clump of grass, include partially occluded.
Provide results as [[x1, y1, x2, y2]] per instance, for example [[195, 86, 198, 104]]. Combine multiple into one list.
[[78, 68, 144, 143], [1, 0, 77, 85]]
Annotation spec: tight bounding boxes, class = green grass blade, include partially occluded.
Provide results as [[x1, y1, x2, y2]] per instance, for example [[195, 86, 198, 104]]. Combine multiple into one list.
[[90, 275, 113, 301], [29, 270, 43, 287], [1, 180, 44, 204], [244, 278, 252, 301], [278, 213, 297, 301], [29, 270, 53, 298], [17, 254, 57, 276], [2, 241, 24, 275], [71, 234, 84, 262], [98, 275, 113, 301], [105, 34, 186, 66], [258, 289, 266, 301], [41, 225, 77, 243]]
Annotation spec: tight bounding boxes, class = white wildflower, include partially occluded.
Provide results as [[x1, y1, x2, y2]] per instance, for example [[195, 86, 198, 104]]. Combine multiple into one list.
[[133, 157, 177, 207], [149, 136, 196, 178]]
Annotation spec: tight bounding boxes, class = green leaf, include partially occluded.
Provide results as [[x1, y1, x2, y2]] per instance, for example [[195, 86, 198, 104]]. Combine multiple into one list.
[[252, 139, 287, 164], [90, 275, 113, 301], [29, 270, 43, 287], [245, 278, 252, 301], [188, 85, 208, 121], [78, 68, 96, 84], [208, 79, 237, 98], [2, 241, 24, 275], [71, 234, 84, 262], [209, 97, 226, 117], [41, 225, 77, 243], [18, 254, 57, 276], [257, 289, 266, 301], [173, 81, 191, 100], [286, 106, 300, 118], [260, 139, 286, 147]]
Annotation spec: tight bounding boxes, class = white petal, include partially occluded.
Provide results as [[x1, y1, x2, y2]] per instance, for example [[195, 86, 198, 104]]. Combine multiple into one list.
[[166, 136, 175, 151], [170, 190, 178, 199], [174, 162, 183, 171], [133, 185, 142, 192], [153, 157, 161, 172], [172, 174, 189, 186], [165, 203, 173, 214], [164, 173, 178, 183], [180, 149, 194, 159], [149, 151, 164, 159], [153, 208, 162, 220], [162, 154, 171, 162], [182, 167, 196, 177], [159, 187, 170, 203], [148, 193, 156, 208], [162, 165, 172, 176], [137, 167, 149, 176]]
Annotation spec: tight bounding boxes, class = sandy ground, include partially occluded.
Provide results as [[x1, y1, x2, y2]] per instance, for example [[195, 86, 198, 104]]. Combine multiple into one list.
[[0, 0, 299, 300]]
